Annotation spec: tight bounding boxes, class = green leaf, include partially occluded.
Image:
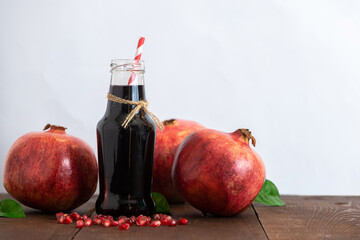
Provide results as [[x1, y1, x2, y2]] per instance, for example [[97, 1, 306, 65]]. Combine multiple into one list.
[[0, 199, 26, 218], [254, 179, 285, 206], [152, 192, 171, 215]]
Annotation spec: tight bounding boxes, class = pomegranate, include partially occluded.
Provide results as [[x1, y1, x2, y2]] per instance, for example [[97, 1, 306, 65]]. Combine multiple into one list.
[[172, 129, 265, 216], [153, 119, 205, 203], [3, 124, 98, 212]]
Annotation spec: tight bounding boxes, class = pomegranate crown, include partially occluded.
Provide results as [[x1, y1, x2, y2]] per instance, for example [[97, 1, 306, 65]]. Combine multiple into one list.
[[237, 129, 256, 147], [43, 124, 67, 132]]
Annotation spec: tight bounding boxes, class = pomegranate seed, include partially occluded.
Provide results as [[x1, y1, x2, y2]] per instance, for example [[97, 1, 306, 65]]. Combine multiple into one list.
[[167, 219, 177, 227], [118, 218, 127, 225], [136, 216, 148, 226], [178, 218, 188, 225], [76, 220, 85, 228], [126, 219, 134, 226], [103, 219, 111, 227], [70, 212, 81, 221], [63, 216, 73, 224], [93, 218, 102, 225], [57, 215, 65, 224], [126, 216, 136, 226], [153, 214, 160, 220], [111, 220, 119, 226], [56, 212, 64, 218], [150, 220, 161, 227], [119, 223, 130, 230], [84, 218, 92, 227], [82, 214, 88, 220], [161, 218, 169, 225]]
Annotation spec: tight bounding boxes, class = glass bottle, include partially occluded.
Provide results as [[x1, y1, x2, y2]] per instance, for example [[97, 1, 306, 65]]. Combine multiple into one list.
[[96, 59, 156, 217]]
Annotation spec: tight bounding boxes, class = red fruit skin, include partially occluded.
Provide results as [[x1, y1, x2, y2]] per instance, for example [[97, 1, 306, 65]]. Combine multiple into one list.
[[172, 129, 266, 216], [3, 125, 98, 212], [153, 119, 205, 203]]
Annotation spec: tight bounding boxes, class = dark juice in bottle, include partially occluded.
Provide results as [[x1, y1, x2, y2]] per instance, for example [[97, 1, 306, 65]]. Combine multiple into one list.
[[96, 77, 156, 216]]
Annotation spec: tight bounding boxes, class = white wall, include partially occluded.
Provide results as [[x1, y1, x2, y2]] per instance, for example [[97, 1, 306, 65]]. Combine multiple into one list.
[[1, 0, 359, 195]]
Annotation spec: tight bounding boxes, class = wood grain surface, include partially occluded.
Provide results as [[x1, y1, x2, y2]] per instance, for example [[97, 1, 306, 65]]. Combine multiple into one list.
[[253, 195, 360, 240], [0, 193, 94, 240], [1, 194, 360, 240], [75, 203, 267, 240]]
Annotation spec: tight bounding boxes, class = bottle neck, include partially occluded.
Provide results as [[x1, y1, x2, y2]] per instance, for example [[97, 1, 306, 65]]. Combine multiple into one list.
[[108, 84, 146, 101], [106, 85, 146, 115], [106, 59, 146, 114]]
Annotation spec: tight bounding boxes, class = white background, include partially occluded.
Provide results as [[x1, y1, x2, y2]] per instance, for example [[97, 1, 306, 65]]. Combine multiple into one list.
[[1, 0, 359, 195]]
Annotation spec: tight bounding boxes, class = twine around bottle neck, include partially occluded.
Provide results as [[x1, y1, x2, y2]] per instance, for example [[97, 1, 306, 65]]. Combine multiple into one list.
[[107, 93, 164, 130]]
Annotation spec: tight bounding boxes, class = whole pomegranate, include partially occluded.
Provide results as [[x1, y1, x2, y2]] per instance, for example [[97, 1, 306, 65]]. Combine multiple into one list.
[[3, 124, 98, 212], [172, 129, 265, 216], [153, 119, 205, 203]]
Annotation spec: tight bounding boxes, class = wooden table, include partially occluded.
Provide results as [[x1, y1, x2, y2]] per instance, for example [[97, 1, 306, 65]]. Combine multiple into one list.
[[1, 194, 360, 239]]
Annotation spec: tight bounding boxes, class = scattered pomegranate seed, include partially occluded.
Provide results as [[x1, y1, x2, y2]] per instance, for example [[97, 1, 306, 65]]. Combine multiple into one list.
[[136, 215, 148, 226], [93, 218, 102, 225], [126, 219, 134, 226], [55, 212, 188, 230], [57, 215, 65, 224], [178, 218, 188, 225], [150, 220, 161, 227], [63, 216, 73, 224], [76, 220, 85, 228], [84, 218, 92, 227], [70, 212, 81, 221], [118, 218, 127, 225], [103, 219, 111, 227], [111, 220, 119, 226], [167, 219, 177, 227], [161, 218, 169, 225], [119, 223, 130, 230]]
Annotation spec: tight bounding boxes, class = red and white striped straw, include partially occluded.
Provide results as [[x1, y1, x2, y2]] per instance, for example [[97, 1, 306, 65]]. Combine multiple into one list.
[[128, 37, 145, 85], [134, 37, 145, 60]]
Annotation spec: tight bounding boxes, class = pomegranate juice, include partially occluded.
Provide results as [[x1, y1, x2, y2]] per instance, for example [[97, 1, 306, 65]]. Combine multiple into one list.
[[96, 85, 156, 217]]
